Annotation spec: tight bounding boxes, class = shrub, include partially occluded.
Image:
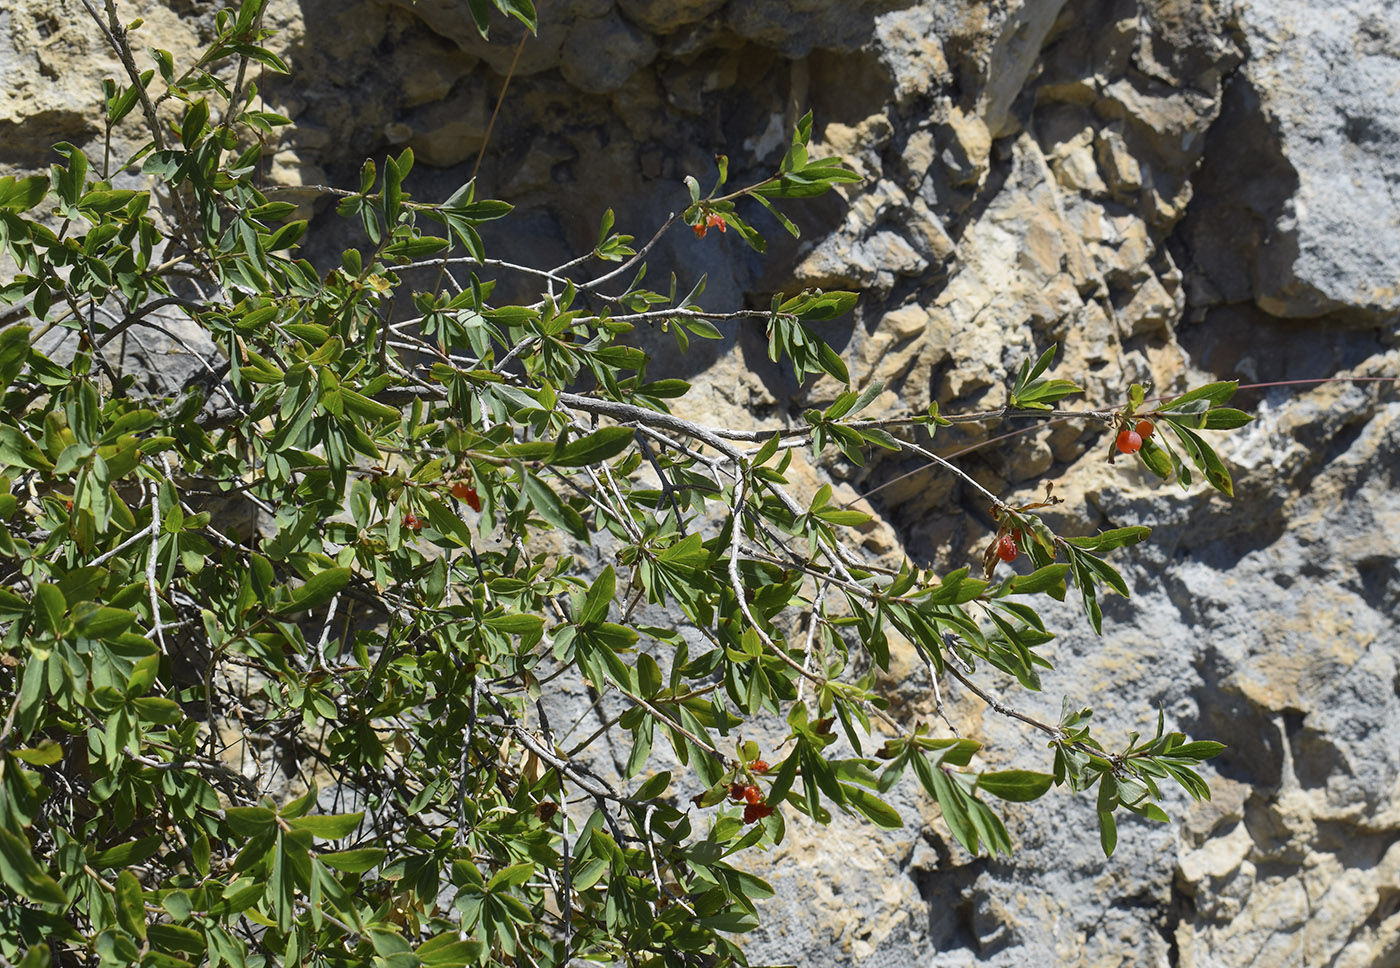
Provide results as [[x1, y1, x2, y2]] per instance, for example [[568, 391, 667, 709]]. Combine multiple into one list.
[[0, 2, 1249, 965]]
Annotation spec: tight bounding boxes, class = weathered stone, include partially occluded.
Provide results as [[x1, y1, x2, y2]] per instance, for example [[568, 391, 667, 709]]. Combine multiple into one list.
[[561, 11, 659, 94], [980, 0, 1071, 137], [393, 0, 571, 75], [402, 84, 491, 168], [616, 0, 726, 35], [872, 6, 952, 104], [1094, 121, 1141, 196], [1232, 0, 1400, 319], [941, 105, 992, 188]]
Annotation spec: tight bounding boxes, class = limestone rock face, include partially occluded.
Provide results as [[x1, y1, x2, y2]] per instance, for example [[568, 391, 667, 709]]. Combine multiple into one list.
[[5, 0, 1399, 964]]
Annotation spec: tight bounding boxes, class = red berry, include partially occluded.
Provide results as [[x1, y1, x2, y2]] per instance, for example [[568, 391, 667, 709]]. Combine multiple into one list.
[[997, 533, 1018, 563], [452, 481, 482, 511], [692, 221, 707, 239], [743, 802, 773, 824], [743, 785, 762, 804], [403, 512, 422, 532], [706, 213, 727, 233], [751, 759, 769, 774], [728, 782, 747, 802], [1116, 429, 1142, 454], [1135, 419, 1154, 439]]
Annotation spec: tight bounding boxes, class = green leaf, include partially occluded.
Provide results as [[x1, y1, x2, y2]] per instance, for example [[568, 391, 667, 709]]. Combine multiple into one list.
[[180, 99, 209, 149], [287, 812, 363, 839], [73, 605, 138, 640], [319, 848, 386, 872], [160, 889, 194, 922], [1167, 741, 1226, 760], [9, 741, 62, 766], [521, 472, 587, 539], [275, 567, 351, 615], [94, 835, 163, 868], [1166, 421, 1234, 496], [0, 825, 67, 905], [116, 870, 147, 940], [843, 785, 902, 828], [1009, 564, 1071, 595], [1202, 408, 1253, 430], [32, 583, 65, 637], [0, 175, 49, 212], [0, 324, 29, 396], [1064, 527, 1150, 553], [1139, 436, 1173, 480], [552, 427, 634, 466], [223, 806, 277, 837], [977, 770, 1054, 802], [486, 862, 534, 892], [578, 566, 615, 626], [778, 290, 858, 322], [1162, 381, 1238, 409], [1098, 809, 1118, 856], [634, 770, 671, 800], [340, 387, 400, 423]]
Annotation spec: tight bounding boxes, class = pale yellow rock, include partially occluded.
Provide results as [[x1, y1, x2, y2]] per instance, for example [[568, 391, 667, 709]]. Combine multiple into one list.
[[882, 305, 929, 342], [1117, 272, 1176, 337], [1050, 128, 1109, 195], [1095, 123, 1142, 195], [943, 105, 992, 188]]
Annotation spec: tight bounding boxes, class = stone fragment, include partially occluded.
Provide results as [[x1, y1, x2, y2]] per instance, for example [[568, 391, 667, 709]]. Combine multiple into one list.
[[1049, 127, 1109, 195], [1094, 122, 1141, 196], [941, 106, 991, 188], [403, 85, 490, 168], [980, 0, 1071, 137], [616, 0, 726, 34], [873, 7, 952, 104], [391, 32, 479, 108], [560, 11, 659, 94]]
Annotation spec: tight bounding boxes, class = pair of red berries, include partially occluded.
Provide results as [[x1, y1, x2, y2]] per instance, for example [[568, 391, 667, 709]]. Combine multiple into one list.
[[451, 480, 482, 511], [692, 212, 727, 239], [997, 530, 1023, 563], [728, 782, 773, 823], [728, 782, 762, 805], [1116, 419, 1155, 455], [743, 802, 774, 824]]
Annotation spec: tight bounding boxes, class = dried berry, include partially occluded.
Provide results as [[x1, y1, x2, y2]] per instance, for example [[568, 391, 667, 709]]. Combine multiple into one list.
[[742, 802, 774, 824]]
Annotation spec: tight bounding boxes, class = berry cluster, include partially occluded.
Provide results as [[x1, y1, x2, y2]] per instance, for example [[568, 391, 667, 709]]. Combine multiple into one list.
[[1116, 419, 1155, 455], [728, 783, 774, 823], [692, 212, 727, 239]]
